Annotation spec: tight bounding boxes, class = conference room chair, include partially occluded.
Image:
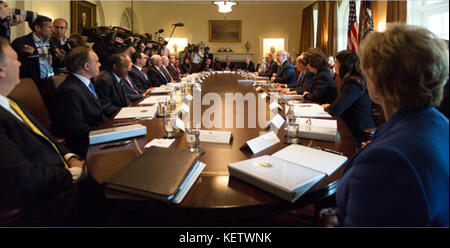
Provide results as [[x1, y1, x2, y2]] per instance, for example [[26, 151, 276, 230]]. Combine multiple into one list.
[[52, 73, 68, 90]]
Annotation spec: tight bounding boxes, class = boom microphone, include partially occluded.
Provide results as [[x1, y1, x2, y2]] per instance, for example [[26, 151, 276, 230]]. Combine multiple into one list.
[[172, 23, 184, 27]]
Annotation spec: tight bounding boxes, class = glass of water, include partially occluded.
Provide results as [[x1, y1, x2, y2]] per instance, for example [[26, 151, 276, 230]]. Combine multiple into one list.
[[186, 121, 201, 152], [164, 113, 176, 138], [285, 115, 299, 144]]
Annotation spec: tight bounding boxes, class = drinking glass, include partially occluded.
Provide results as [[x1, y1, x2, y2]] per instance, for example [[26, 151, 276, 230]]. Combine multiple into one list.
[[186, 121, 201, 152]]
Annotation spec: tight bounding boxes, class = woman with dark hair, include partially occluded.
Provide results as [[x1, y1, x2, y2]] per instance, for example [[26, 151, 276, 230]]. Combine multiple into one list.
[[322, 50, 375, 143], [179, 56, 191, 75], [302, 51, 337, 104]]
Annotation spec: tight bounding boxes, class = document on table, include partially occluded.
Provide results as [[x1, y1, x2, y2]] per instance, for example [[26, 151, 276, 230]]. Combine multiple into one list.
[[144, 138, 176, 148], [264, 114, 285, 129], [199, 130, 232, 144], [114, 106, 157, 120], [293, 104, 332, 118], [139, 95, 171, 105], [242, 131, 280, 154]]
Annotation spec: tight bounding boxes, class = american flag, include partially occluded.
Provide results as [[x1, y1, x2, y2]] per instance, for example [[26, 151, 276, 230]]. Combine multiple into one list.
[[347, 0, 358, 51]]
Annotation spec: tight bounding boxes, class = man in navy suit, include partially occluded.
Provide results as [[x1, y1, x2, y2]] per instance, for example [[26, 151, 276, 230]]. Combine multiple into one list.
[[54, 47, 105, 158], [128, 52, 152, 91], [238, 56, 255, 72], [147, 54, 171, 87], [257, 53, 278, 78], [273, 51, 296, 86], [95, 53, 131, 117]]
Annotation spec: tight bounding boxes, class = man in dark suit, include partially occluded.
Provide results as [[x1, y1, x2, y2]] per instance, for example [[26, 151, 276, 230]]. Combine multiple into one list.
[[54, 47, 105, 158], [201, 57, 213, 72], [95, 53, 131, 117], [273, 51, 296, 86], [147, 54, 171, 87], [10, 16, 56, 118], [50, 18, 69, 74], [162, 55, 179, 82], [238, 56, 255, 72], [122, 55, 147, 103], [0, 38, 89, 225], [129, 51, 152, 91], [258, 53, 278, 78], [223, 56, 235, 71], [168, 54, 182, 81], [279, 53, 315, 95]]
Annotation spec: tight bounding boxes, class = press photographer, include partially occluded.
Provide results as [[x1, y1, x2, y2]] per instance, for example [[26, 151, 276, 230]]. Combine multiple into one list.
[[0, 1, 26, 41]]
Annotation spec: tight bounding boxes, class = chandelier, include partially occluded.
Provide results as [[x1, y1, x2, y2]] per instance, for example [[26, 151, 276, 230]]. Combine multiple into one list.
[[213, 1, 238, 13]]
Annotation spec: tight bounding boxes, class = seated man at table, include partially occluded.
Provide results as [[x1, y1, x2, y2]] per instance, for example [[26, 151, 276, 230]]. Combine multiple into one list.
[[95, 53, 131, 117], [257, 53, 278, 78], [273, 50, 296, 86], [147, 54, 171, 87], [54, 47, 105, 158], [122, 55, 147, 103], [237, 56, 255, 72], [279, 53, 315, 95], [201, 57, 213, 72], [223, 56, 235, 71], [0, 37, 102, 225], [128, 51, 152, 91]]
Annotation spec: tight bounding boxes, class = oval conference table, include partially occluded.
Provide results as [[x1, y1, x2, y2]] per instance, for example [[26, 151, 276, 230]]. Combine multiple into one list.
[[86, 73, 356, 225]]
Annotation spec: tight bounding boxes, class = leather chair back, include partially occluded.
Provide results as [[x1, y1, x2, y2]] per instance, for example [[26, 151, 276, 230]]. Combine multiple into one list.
[[8, 78, 51, 131], [52, 73, 68, 90]]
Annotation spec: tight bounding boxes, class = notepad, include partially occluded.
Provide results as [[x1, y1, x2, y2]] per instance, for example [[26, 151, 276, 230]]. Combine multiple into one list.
[[139, 95, 171, 105], [293, 103, 332, 118], [114, 106, 157, 119]]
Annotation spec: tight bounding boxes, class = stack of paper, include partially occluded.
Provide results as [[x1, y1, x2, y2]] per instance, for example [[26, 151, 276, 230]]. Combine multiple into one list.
[[114, 106, 157, 120], [293, 104, 332, 118], [149, 86, 172, 94], [295, 118, 338, 142]]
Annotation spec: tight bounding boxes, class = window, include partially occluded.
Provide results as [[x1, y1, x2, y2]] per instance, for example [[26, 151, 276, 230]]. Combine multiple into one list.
[[336, 0, 360, 52], [262, 38, 284, 57], [164, 38, 188, 55], [408, 0, 449, 40]]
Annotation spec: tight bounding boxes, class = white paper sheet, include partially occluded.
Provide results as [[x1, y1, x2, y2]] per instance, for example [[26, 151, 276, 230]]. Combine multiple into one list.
[[144, 138, 176, 148], [199, 130, 232, 144], [114, 106, 157, 120], [245, 131, 280, 154]]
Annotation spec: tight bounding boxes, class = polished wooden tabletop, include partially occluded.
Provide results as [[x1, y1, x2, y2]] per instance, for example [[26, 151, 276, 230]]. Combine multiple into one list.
[[86, 73, 356, 222]]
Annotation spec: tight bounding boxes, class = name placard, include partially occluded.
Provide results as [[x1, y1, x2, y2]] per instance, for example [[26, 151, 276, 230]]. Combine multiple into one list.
[[264, 114, 285, 130], [240, 131, 280, 154]]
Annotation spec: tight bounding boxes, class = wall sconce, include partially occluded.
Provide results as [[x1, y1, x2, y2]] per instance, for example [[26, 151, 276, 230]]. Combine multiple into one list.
[[213, 1, 238, 13]]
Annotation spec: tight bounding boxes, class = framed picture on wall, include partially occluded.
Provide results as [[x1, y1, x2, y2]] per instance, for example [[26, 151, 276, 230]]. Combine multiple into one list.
[[209, 20, 241, 42], [71, 1, 96, 35]]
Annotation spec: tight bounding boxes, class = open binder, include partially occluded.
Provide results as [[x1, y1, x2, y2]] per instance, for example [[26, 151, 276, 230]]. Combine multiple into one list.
[[228, 144, 347, 202]]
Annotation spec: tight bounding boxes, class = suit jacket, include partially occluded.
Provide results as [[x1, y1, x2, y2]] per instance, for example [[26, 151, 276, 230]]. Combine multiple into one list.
[[147, 65, 169, 87], [273, 61, 296, 86], [201, 63, 214, 72], [122, 76, 144, 103], [222, 62, 235, 71], [95, 71, 130, 117], [0, 98, 75, 210], [167, 64, 181, 81], [289, 70, 315, 95], [304, 69, 337, 104], [325, 79, 375, 142], [337, 108, 449, 227], [239, 61, 256, 72], [11, 32, 41, 86], [258, 61, 278, 77], [128, 65, 152, 91], [54, 74, 105, 157], [179, 63, 191, 74]]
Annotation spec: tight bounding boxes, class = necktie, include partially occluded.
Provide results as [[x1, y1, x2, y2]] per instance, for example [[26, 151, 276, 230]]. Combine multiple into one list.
[[158, 67, 169, 83], [174, 66, 182, 79], [164, 67, 174, 81], [140, 69, 148, 81], [7, 99, 69, 169], [88, 81, 97, 98], [297, 72, 304, 85], [125, 75, 139, 94]]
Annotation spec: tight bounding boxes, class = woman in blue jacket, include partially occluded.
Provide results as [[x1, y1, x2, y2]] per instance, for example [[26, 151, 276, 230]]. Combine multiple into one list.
[[324, 24, 449, 227], [322, 50, 375, 144]]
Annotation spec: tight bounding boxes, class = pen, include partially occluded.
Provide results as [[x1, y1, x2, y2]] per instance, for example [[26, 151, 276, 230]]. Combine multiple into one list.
[[99, 140, 131, 149], [314, 146, 343, 156]]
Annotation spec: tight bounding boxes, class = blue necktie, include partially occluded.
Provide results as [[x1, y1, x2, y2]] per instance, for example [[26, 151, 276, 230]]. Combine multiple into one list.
[[88, 82, 97, 98]]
